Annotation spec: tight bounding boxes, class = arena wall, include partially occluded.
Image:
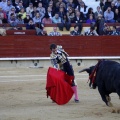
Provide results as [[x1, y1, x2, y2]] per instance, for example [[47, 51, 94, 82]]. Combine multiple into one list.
[[0, 36, 120, 68]]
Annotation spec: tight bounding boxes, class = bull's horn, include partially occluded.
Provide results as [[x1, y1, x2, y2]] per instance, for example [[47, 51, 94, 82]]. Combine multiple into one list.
[[79, 68, 89, 73]]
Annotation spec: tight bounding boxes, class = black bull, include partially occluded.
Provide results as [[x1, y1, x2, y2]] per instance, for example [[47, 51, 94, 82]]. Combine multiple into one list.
[[79, 60, 120, 106]]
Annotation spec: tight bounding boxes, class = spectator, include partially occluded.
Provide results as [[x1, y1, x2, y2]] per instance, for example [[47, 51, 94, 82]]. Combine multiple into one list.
[[52, 12, 62, 23], [114, 8, 120, 22], [9, 13, 18, 26], [18, 7, 26, 19], [47, 2, 55, 16], [66, 7, 75, 23], [26, 19, 35, 30], [74, 10, 84, 23], [36, 23, 47, 36], [0, 6, 7, 23], [31, 6, 39, 18], [111, 2, 117, 13], [56, 0, 66, 9], [37, 2, 46, 15], [95, 14, 104, 35], [46, 6, 54, 19], [26, 3, 34, 15], [22, 0, 29, 8], [24, 13, 32, 23], [86, 14, 96, 24], [30, 0, 41, 7], [56, 2, 67, 12], [86, 7, 95, 19], [4, 0, 14, 14], [33, 12, 44, 24], [16, 14, 24, 24], [8, 7, 16, 22], [100, 0, 105, 11], [15, 1, 24, 13], [48, 27, 62, 36], [42, 13, 52, 24], [94, 6, 103, 20], [58, 6, 66, 20], [115, 0, 120, 8], [83, 25, 99, 36], [103, 0, 112, 12], [110, 26, 120, 35], [0, 0, 7, 11], [12, 0, 19, 7], [70, 25, 81, 36], [66, 0, 76, 10], [75, 1, 88, 19], [104, 7, 115, 23], [58, 14, 71, 31], [102, 22, 111, 35]]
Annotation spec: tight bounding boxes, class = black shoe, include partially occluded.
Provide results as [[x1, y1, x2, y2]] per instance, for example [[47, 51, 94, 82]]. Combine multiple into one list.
[[74, 99, 79, 103]]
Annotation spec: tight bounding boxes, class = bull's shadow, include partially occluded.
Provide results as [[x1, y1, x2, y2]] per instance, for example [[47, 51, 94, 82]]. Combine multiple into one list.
[[79, 60, 120, 107]]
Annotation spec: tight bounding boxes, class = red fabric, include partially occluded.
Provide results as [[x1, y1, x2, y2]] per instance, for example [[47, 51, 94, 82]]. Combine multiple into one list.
[[46, 67, 74, 105]]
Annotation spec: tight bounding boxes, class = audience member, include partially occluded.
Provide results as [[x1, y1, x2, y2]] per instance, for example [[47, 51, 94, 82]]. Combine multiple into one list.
[[86, 14, 96, 24], [102, 22, 111, 35], [66, 7, 75, 23], [66, 0, 76, 10], [75, 1, 88, 19], [104, 7, 115, 23], [94, 6, 103, 20], [110, 26, 120, 35], [74, 10, 84, 23], [58, 14, 71, 31], [15, 1, 24, 13], [26, 19, 35, 29], [18, 7, 26, 19], [70, 24, 81, 36], [0, 0, 7, 11], [4, 0, 14, 15], [103, 0, 112, 11], [111, 2, 117, 13], [52, 12, 62, 23], [37, 2, 46, 15], [100, 0, 105, 11], [46, 6, 54, 19], [24, 13, 32, 23], [48, 26, 62, 36], [35, 23, 47, 36], [31, 6, 39, 18], [86, 7, 95, 19], [42, 13, 52, 24], [56, 0, 66, 9], [16, 14, 24, 24], [33, 12, 44, 24], [26, 2, 34, 15], [114, 8, 120, 22], [0, 6, 7, 23], [83, 25, 99, 36]]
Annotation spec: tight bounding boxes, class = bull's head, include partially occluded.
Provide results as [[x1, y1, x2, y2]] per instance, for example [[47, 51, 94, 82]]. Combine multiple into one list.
[[79, 66, 97, 89]]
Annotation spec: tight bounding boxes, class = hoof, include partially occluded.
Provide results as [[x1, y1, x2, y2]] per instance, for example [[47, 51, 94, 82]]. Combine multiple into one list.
[[106, 96, 111, 102]]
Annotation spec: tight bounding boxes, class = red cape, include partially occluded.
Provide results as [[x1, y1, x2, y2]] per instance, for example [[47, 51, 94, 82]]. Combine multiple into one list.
[[46, 67, 74, 105]]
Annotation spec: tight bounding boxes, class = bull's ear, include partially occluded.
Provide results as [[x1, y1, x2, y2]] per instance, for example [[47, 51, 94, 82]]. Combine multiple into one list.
[[79, 68, 90, 73]]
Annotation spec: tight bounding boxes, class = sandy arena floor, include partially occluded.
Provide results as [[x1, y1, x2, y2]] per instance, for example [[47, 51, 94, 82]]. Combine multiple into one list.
[[0, 67, 120, 120]]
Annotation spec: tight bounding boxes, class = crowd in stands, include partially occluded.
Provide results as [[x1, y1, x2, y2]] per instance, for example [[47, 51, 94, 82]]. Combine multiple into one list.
[[0, 0, 120, 36]]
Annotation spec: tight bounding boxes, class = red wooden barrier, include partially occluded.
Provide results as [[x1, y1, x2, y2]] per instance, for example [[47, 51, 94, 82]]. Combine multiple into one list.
[[0, 36, 120, 58]]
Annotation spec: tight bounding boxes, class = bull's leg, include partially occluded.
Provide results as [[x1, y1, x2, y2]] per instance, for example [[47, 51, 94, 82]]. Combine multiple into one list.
[[98, 87, 109, 106], [106, 95, 111, 102]]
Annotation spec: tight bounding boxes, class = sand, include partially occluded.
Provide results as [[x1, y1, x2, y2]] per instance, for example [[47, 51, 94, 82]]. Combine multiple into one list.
[[0, 67, 120, 120]]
